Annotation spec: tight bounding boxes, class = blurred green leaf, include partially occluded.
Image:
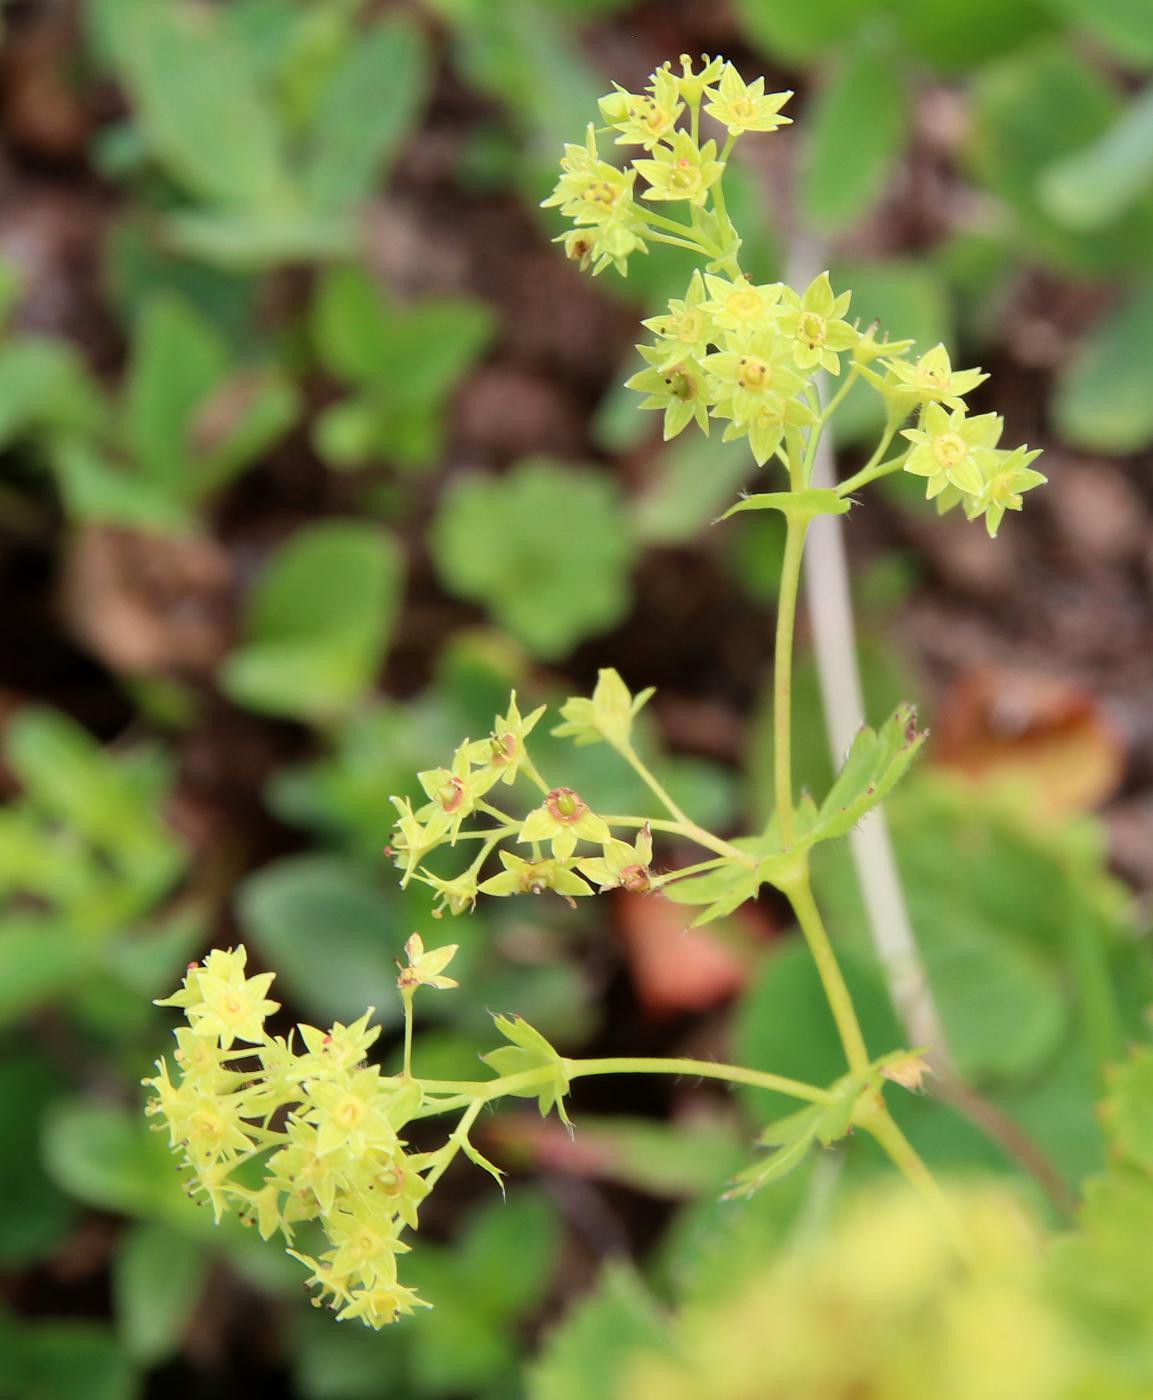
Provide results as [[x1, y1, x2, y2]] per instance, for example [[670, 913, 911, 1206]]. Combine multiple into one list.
[[1103, 1045, 1153, 1174], [0, 1317, 139, 1400], [237, 854, 404, 1026], [0, 923, 94, 1026], [221, 521, 403, 720], [304, 17, 429, 210], [1054, 280, 1153, 453], [1040, 84, 1153, 230], [631, 433, 753, 546], [969, 40, 1153, 273], [113, 1222, 209, 1365], [892, 0, 1054, 71], [110, 0, 294, 212], [800, 38, 908, 232], [431, 458, 635, 660], [733, 0, 874, 64], [0, 340, 104, 449], [530, 1263, 669, 1400], [0, 1052, 76, 1266], [42, 1099, 203, 1230], [1041, 0, 1153, 65]]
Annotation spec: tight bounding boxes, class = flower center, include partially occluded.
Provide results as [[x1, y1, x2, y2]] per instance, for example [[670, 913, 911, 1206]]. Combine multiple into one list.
[[585, 180, 619, 209], [663, 366, 697, 401], [669, 160, 697, 191], [675, 310, 703, 342], [737, 356, 771, 390], [438, 777, 465, 812], [491, 732, 517, 766], [726, 289, 762, 321], [619, 864, 651, 893], [931, 433, 968, 470], [546, 787, 586, 823], [798, 311, 826, 346], [335, 1096, 366, 1128]]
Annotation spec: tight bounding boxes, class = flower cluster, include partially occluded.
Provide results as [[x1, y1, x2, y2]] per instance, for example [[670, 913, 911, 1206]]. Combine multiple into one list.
[[387, 671, 662, 917], [545, 56, 1044, 537], [542, 56, 790, 276], [145, 943, 459, 1328]]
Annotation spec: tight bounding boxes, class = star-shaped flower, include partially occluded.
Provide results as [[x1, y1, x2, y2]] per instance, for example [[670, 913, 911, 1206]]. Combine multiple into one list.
[[901, 403, 1004, 499], [776, 272, 857, 375], [704, 63, 792, 135]]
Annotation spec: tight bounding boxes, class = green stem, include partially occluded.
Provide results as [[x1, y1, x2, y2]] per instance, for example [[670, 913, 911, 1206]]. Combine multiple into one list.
[[401, 988, 415, 1079], [647, 231, 716, 256], [786, 873, 870, 1078], [418, 1056, 830, 1106], [651, 856, 731, 887], [771, 515, 808, 846], [835, 450, 908, 498], [817, 366, 860, 426], [615, 741, 692, 825], [601, 813, 751, 864], [711, 131, 738, 226]]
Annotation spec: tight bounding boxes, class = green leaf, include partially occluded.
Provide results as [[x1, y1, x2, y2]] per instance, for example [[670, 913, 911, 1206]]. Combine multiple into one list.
[[1054, 279, 1153, 453], [10, 1320, 139, 1400], [457, 1188, 562, 1319], [717, 488, 850, 525], [799, 38, 909, 231], [724, 1104, 822, 1199], [808, 703, 926, 845], [113, 1222, 208, 1365], [41, 1099, 204, 1231], [236, 855, 404, 1026], [732, 0, 874, 64], [303, 17, 430, 211], [221, 521, 403, 720], [629, 430, 752, 545], [892, 0, 1055, 72], [55, 440, 191, 533], [1041, 0, 1153, 65], [113, 0, 293, 212], [1103, 1046, 1153, 1173], [969, 40, 1153, 274], [482, 1014, 571, 1122], [431, 458, 635, 660], [661, 861, 765, 927], [530, 1263, 669, 1400], [1040, 83, 1153, 230], [0, 340, 104, 449], [0, 923, 95, 1026], [0, 1052, 76, 1266]]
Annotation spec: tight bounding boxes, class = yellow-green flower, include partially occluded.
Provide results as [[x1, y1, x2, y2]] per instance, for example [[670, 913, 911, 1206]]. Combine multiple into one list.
[[635, 130, 725, 205], [714, 390, 816, 467], [520, 787, 612, 861], [599, 68, 684, 149], [701, 274, 783, 335], [641, 271, 717, 368], [397, 932, 459, 992], [576, 826, 654, 892], [665, 53, 725, 107], [901, 403, 1003, 499], [887, 343, 988, 409], [298, 1010, 381, 1073], [416, 867, 479, 918], [553, 668, 655, 749], [625, 350, 712, 439], [155, 945, 280, 1050], [416, 739, 498, 844], [541, 125, 636, 225], [468, 690, 546, 786], [701, 328, 807, 426], [964, 445, 1046, 537], [777, 272, 857, 375], [704, 62, 792, 135], [478, 850, 593, 900]]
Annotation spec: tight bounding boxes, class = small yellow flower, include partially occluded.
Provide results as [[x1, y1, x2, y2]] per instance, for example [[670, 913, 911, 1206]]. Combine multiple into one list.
[[887, 343, 988, 410], [397, 933, 459, 992], [704, 62, 792, 135], [634, 130, 725, 206], [901, 403, 1004, 499]]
